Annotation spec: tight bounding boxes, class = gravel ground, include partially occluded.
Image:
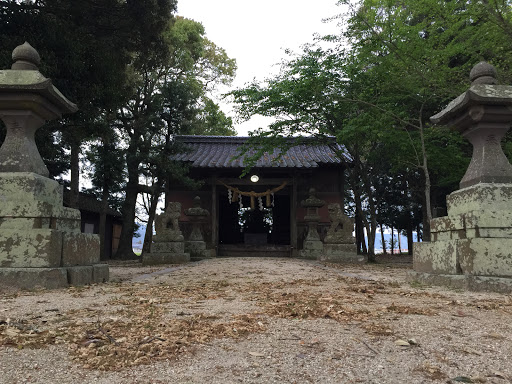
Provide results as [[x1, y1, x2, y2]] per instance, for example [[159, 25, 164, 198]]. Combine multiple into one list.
[[1, 256, 511, 384]]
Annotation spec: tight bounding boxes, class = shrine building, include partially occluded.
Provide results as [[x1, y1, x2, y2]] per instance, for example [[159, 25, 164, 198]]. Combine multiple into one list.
[[168, 135, 350, 257]]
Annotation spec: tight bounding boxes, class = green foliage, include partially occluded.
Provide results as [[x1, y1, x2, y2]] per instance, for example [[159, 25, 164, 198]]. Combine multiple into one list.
[[0, 1, 236, 259], [230, 0, 512, 252]]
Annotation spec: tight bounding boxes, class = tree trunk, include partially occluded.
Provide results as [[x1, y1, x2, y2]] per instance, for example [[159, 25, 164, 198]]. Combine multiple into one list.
[[114, 146, 140, 260], [355, 214, 361, 254], [390, 225, 394, 255], [99, 185, 109, 260], [398, 228, 402, 254], [361, 170, 377, 262], [380, 223, 387, 254], [354, 192, 368, 255], [141, 185, 163, 258], [419, 117, 432, 242], [365, 219, 376, 261], [69, 141, 80, 209], [355, 206, 363, 254], [359, 222, 368, 254], [407, 218, 414, 255]]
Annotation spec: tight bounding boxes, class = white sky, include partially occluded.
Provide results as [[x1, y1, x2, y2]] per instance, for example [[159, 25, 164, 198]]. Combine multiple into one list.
[[177, 0, 345, 136]]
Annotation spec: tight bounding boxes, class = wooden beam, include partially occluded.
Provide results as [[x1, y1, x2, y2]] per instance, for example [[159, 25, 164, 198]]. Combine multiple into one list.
[[216, 178, 292, 186], [211, 174, 218, 253], [290, 172, 298, 254]]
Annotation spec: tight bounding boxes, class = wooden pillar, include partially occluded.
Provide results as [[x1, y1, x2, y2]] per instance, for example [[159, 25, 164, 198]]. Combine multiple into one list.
[[211, 174, 218, 253], [164, 176, 170, 207], [290, 172, 298, 256]]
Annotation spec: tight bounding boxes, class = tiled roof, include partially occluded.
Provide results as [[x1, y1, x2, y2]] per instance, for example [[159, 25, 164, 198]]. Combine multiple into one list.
[[63, 191, 122, 217], [172, 136, 350, 169]]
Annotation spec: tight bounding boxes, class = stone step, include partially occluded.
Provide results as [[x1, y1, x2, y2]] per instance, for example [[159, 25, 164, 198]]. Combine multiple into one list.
[[218, 244, 292, 258]]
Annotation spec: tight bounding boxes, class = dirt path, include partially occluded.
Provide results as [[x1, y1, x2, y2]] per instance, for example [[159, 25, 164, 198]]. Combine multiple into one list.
[[1, 257, 511, 383]]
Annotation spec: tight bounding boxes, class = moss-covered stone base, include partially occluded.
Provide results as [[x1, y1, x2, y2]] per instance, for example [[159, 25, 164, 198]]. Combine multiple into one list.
[[185, 240, 212, 261], [142, 252, 190, 265], [319, 243, 364, 263], [0, 172, 107, 289], [407, 271, 512, 294], [0, 264, 109, 290], [413, 183, 512, 293], [298, 239, 323, 260]]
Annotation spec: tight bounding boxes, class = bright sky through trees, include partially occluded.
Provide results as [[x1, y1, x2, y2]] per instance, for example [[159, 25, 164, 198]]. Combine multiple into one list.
[[177, 0, 343, 135]]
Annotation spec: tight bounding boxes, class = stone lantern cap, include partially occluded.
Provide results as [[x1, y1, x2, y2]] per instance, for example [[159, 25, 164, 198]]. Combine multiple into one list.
[[300, 188, 325, 208], [0, 42, 77, 119], [430, 62, 512, 188], [431, 62, 512, 129], [184, 196, 209, 217]]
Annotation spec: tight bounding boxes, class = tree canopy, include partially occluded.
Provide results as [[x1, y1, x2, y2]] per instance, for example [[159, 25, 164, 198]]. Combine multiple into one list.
[[0, 0, 237, 259], [230, 0, 512, 258]]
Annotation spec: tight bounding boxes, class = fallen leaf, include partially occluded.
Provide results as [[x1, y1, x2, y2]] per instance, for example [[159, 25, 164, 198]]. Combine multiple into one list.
[[462, 347, 482, 356], [248, 351, 265, 357], [394, 339, 410, 347], [491, 371, 506, 379], [4, 328, 20, 337], [486, 333, 505, 340], [452, 376, 474, 383]]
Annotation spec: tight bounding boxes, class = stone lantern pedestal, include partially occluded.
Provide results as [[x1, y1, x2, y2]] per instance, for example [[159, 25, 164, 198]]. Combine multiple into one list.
[[411, 63, 512, 292], [320, 203, 362, 263], [184, 196, 212, 261], [0, 43, 107, 289], [299, 188, 325, 259], [142, 202, 190, 265]]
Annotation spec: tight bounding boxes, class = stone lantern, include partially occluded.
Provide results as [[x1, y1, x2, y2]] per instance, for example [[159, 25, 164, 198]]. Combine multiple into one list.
[[412, 62, 512, 292], [0, 43, 107, 289], [299, 188, 325, 259], [321, 203, 361, 263], [142, 202, 190, 265], [184, 196, 211, 260]]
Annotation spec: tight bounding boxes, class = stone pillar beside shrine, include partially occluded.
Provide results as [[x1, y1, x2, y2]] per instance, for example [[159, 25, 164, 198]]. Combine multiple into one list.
[[142, 202, 190, 265], [0, 43, 107, 289], [320, 203, 362, 263], [299, 188, 325, 259], [184, 196, 212, 261], [411, 62, 512, 293]]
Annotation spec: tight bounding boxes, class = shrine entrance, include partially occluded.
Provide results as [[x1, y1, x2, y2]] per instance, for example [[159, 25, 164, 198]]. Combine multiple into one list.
[[217, 183, 292, 257], [218, 188, 291, 245], [169, 135, 348, 258]]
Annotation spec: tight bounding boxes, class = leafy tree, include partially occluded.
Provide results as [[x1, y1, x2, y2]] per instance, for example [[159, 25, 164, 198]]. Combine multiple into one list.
[[0, 0, 178, 202], [1, 2, 235, 260], [230, 0, 512, 259], [112, 16, 236, 259]]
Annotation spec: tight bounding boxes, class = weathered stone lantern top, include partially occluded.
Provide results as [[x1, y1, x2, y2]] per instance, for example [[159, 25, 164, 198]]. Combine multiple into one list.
[[300, 188, 325, 208], [430, 62, 512, 188], [184, 196, 209, 217], [0, 42, 78, 177], [431, 62, 512, 129], [0, 42, 77, 118]]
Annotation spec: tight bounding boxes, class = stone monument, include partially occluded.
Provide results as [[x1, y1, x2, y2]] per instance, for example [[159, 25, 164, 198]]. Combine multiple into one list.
[[411, 62, 512, 292], [142, 202, 190, 265], [299, 188, 325, 259], [320, 203, 362, 263], [0, 42, 108, 289], [184, 196, 211, 261]]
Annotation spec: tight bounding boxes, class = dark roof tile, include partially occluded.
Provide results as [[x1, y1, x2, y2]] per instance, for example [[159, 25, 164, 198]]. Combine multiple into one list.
[[172, 135, 350, 169]]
